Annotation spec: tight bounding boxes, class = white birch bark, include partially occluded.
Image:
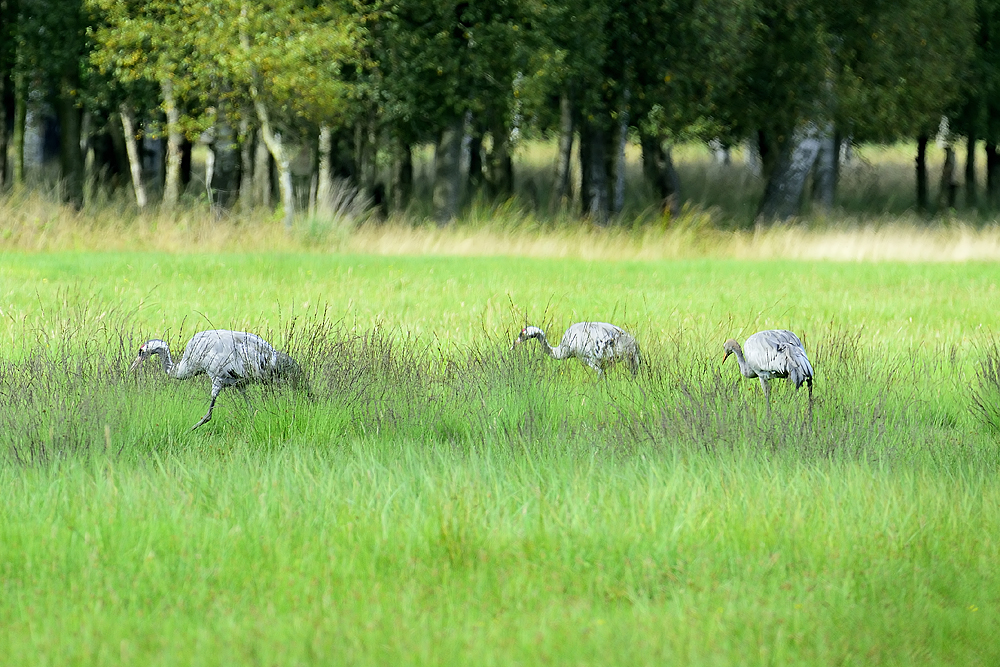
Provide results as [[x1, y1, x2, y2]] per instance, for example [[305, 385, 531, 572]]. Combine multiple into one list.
[[757, 123, 823, 221], [161, 77, 182, 209], [119, 103, 147, 209], [242, 2, 293, 229], [317, 124, 333, 215]]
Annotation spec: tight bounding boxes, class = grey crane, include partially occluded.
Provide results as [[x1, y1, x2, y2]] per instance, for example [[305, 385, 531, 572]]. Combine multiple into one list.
[[511, 321, 641, 376], [128, 329, 307, 430], [723, 329, 814, 417]]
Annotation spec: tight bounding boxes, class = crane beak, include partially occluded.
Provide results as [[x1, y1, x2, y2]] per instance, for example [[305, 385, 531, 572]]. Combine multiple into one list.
[[128, 355, 144, 372], [722, 350, 731, 364]]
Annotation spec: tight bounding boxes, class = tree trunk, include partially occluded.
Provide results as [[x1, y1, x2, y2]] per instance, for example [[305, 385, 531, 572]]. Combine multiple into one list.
[[104, 114, 128, 189], [56, 75, 84, 209], [640, 132, 680, 217], [242, 5, 290, 226], [937, 145, 957, 211], [161, 78, 182, 209], [210, 106, 240, 209], [916, 134, 929, 213], [253, 137, 272, 209], [119, 103, 147, 209], [354, 118, 376, 197], [467, 131, 483, 193], [0, 72, 7, 190], [391, 140, 412, 213], [579, 116, 610, 224], [550, 92, 574, 212], [987, 141, 1000, 208], [180, 137, 193, 188], [433, 117, 463, 225], [612, 96, 629, 215], [811, 123, 837, 211], [757, 129, 779, 181], [239, 119, 254, 210], [486, 114, 513, 199], [317, 124, 333, 215], [966, 134, 977, 208], [757, 123, 823, 222], [12, 69, 25, 186], [251, 98, 293, 229]]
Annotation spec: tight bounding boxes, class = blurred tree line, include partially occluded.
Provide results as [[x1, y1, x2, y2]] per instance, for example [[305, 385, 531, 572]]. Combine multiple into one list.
[[0, 0, 994, 224]]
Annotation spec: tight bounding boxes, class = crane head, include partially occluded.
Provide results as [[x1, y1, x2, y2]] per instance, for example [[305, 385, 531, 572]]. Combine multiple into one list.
[[510, 325, 544, 350], [129, 339, 169, 372], [722, 338, 740, 364]]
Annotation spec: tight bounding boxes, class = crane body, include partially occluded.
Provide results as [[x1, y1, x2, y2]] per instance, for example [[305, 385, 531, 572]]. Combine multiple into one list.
[[129, 329, 306, 430], [511, 322, 640, 376], [723, 329, 814, 417]]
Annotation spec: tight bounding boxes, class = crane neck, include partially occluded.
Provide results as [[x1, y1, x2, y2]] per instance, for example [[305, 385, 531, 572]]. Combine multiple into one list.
[[731, 343, 754, 378], [154, 347, 177, 376], [535, 332, 570, 360]]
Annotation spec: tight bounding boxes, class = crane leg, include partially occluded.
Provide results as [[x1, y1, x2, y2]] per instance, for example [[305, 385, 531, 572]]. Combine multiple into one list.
[[191, 385, 222, 431], [806, 378, 814, 427], [760, 378, 772, 420]]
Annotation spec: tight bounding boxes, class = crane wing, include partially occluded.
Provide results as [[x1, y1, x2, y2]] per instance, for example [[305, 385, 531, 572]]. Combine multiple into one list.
[[560, 322, 618, 350], [183, 330, 277, 383], [744, 329, 813, 386]]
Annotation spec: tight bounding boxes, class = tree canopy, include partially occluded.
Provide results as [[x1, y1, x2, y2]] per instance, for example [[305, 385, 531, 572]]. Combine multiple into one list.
[[0, 0, 991, 220]]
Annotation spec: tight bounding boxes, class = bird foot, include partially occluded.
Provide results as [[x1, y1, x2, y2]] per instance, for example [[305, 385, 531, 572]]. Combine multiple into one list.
[[190, 413, 212, 431]]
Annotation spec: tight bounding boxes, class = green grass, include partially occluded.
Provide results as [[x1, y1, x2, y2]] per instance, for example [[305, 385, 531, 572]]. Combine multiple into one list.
[[2, 252, 998, 347], [2, 447, 998, 666], [2, 249, 1000, 664]]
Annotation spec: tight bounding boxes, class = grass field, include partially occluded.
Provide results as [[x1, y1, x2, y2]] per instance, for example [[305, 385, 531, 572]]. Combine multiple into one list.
[[3, 140, 1000, 665], [2, 247, 1000, 665]]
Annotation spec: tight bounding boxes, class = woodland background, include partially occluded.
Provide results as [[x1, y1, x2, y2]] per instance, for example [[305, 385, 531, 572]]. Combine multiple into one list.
[[0, 0, 996, 228]]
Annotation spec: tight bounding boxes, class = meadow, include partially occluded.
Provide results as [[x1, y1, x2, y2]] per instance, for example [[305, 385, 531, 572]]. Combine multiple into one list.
[[2, 144, 1000, 665]]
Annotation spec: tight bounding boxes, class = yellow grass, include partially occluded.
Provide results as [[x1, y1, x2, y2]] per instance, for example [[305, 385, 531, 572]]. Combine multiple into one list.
[[3, 191, 1000, 262], [2, 140, 999, 261]]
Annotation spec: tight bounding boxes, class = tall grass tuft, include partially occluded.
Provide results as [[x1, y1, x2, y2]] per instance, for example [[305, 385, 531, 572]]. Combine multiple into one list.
[[972, 341, 1000, 435], [0, 306, 987, 467]]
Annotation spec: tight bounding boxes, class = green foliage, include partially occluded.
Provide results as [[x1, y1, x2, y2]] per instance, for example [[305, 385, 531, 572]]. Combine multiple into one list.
[[87, 0, 361, 139], [375, 0, 533, 139]]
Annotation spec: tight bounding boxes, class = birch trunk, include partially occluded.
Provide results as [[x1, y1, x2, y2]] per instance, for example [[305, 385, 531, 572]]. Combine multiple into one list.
[[119, 103, 147, 209], [250, 97, 294, 228], [239, 119, 254, 211], [242, 2, 292, 228], [161, 78, 182, 209], [811, 123, 837, 211], [757, 123, 823, 221], [254, 138, 271, 208], [317, 124, 333, 215]]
